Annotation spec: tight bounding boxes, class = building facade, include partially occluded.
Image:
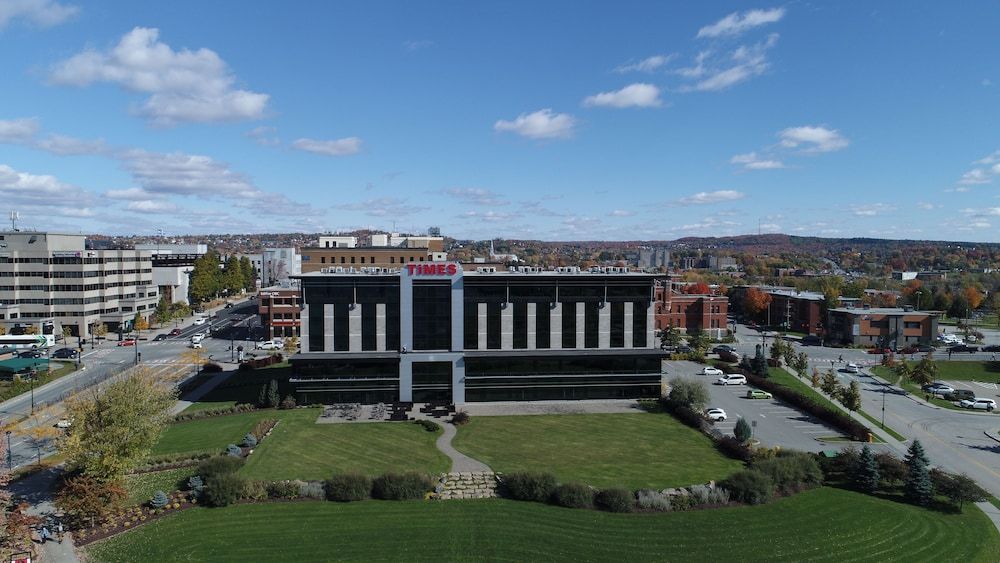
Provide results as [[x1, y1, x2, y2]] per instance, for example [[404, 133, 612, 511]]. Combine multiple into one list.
[[653, 285, 728, 337], [637, 247, 670, 270], [729, 286, 825, 336], [135, 243, 207, 304], [0, 232, 156, 339], [291, 264, 663, 405], [260, 248, 301, 287], [826, 307, 939, 349], [258, 284, 301, 339]]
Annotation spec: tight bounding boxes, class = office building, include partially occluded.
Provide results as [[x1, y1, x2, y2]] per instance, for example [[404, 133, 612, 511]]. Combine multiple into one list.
[[654, 284, 728, 337], [135, 243, 207, 304], [301, 232, 446, 273], [260, 247, 301, 287], [258, 283, 301, 339], [827, 307, 939, 349]]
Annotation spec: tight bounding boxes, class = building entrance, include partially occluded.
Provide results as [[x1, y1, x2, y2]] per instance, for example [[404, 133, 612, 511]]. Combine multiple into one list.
[[411, 361, 453, 402]]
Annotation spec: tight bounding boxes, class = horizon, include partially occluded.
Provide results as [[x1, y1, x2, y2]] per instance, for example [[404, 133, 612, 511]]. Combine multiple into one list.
[[2, 2, 999, 242]]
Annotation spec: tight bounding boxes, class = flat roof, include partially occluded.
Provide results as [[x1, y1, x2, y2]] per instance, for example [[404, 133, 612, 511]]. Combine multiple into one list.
[[829, 307, 937, 315], [296, 269, 657, 279]]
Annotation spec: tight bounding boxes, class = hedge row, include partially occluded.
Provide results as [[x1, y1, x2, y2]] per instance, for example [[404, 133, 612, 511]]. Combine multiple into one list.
[[744, 372, 871, 441], [172, 403, 257, 423]]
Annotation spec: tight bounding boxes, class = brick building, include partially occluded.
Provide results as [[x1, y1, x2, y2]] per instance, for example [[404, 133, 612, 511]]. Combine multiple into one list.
[[653, 284, 728, 337], [826, 307, 938, 349], [258, 285, 301, 339]]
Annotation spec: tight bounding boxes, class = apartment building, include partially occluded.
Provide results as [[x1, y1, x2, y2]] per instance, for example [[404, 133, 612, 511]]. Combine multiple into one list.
[[827, 307, 938, 349], [653, 284, 729, 337], [258, 283, 301, 339]]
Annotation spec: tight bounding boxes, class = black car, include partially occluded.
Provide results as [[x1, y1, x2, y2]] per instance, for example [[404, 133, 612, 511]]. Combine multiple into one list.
[[800, 335, 823, 346], [18, 349, 43, 358], [153, 334, 168, 341], [944, 389, 976, 401], [51, 347, 78, 359], [947, 344, 978, 353], [711, 345, 734, 354], [982, 344, 1000, 352], [224, 302, 234, 309]]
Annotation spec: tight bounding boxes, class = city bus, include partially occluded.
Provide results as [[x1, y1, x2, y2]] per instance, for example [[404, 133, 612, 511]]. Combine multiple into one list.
[[0, 334, 55, 351]]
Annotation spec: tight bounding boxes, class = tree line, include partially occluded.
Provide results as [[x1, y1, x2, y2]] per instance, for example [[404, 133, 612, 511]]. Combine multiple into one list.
[[189, 251, 256, 305]]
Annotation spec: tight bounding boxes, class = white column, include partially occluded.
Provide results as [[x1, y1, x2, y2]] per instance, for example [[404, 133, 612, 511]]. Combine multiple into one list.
[[376, 303, 386, 351], [300, 304, 310, 352], [576, 302, 585, 348], [550, 302, 562, 349], [624, 302, 634, 349], [501, 303, 513, 350], [477, 302, 487, 350], [323, 303, 335, 352], [348, 304, 362, 352], [599, 303, 611, 349], [527, 303, 536, 350], [646, 302, 654, 349]]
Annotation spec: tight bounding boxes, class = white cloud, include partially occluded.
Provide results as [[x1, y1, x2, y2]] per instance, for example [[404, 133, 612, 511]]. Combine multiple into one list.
[[49, 27, 269, 125], [56, 207, 94, 217], [614, 54, 675, 74], [0, 163, 93, 209], [779, 125, 849, 153], [0, 118, 39, 142], [292, 137, 363, 157], [850, 203, 893, 216], [443, 188, 509, 207], [983, 78, 992, 87], [759, 223, 781, 232], [916, 202, 938, 210], [680, 34, 778, 92], [104, 187, 158, 201], [608, 209, 634, 217], [127, 199, 179, 214], [402, 39, 433, 51], [676, 190, 746, 206], [333, 197, 428, 217], [582, 83, 663, 108], [460, 210, 516, 222], [0, 0, 78, 29], [975, 149, 1000, 165], [245, 126, 280, 146], [494, 109, 576, 140], [668, 216, 741, 233], [35, 133, 108, 155], [697, 8, 785, 38], [730, 152, 784, 170], [119, 149, 260, 198]]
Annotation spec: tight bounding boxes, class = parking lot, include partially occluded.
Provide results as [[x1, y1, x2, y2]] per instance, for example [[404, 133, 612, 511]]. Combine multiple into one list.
[[663, 360, 851, 452]]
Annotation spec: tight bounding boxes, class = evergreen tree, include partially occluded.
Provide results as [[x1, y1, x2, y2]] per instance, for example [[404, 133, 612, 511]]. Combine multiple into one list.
[[854, 445, 880, 494], [152, 296, 170, 325], [189, 250, 223, 304], [223, 256, 243, 295], [257, 384, 268, 408], [266, 379, 280, 408], [734, 417, 753, 444], [903, 440, 933, 505], [841, 380, 862, 412], [239, 256, 256, 291]]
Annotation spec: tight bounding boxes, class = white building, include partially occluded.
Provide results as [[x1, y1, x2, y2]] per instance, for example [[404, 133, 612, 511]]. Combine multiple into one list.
[[260, 248, 301, 287], [0, 232, 157, 339], [317, 236, 357, 248], [135, 243, 207, 304]]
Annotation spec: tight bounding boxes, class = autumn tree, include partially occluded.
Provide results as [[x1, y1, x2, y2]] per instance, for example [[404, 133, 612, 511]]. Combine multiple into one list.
[[963, 286, 984, 310], [685, 281, 711, 295], [0, 431, 38, 554], [742, 287, 772, 322], [223, 255, 244, 295], [56, 475, 126, 528], [840, 380, 862, 412], [133, 312, 149, 332], [910, 355, 938, 388], [61, 369, 177, 481]]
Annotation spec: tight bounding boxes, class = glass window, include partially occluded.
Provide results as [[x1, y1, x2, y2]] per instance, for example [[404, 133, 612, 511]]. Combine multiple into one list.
[[585, 302, 599, 348], [536, 303, 551, 349], [361, 302, 376, 351], [334, 303, 350, 351], [513, 302, 528, 349], [464, 302, 478, 350], [633, 301, 648, 347], [412, 283, 451, 350], [308, 306, 324, 351], [562, 302, 576, 349], [487, 302, 501, 349], [610, 301, 624, 348]]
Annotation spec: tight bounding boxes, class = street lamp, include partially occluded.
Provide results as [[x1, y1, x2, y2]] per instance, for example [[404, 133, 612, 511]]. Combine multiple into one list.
[[5, 430, 11, 470], [29, 364, 36, 415]]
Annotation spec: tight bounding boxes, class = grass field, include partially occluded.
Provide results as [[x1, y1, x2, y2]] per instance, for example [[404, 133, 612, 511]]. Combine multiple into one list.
[[452, 413, 741, 489], [0, 360, 78, 403], [931, 360, 1000, 384], [86, 487, 1000, 563], [124, 468, 194, 504], [181, 400, 237, 413], [151, 411, 270, 457], [240, 409, 449, 480]]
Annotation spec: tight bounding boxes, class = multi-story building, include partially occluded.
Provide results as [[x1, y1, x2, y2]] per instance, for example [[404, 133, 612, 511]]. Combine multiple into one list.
[[290, 264, 663, 405], [637, 247, 670, 270], [827, 307, 938, 349], [134, 243, 207, 304], [0, 232, 156, 339], [653, 284, 728, 337], [300, 233, 447, 274], [729, 286, 825, 336], [260, 248, 301, 287], [258, 283, 301, 339]]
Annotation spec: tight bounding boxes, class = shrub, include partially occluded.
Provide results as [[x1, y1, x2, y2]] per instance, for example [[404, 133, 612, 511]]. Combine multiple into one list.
[[187, 475, 205, 499], [734, 418, 753, 444], [196, 456, 245, 482], [552, 483, 594, 509], [717, 350, 740, 364], [594, 487, 634, 513], [722, 470, 774, 505], [238, 362, 255, 372], [280, 395, 297, 410], [636, 489, 671, 512], [326, 473, 372, 502], [688, 484, 730, 507], [751, 452, 822, 494], [149, 490, 169, 509], [204, 473, 245, 507], [251, 419, 278, 441], [451, 411, 470, 425], [660, 399, 705, 430], [242, 433, 258, 448], [501, 472, 557, 502], [715, 436, 752, 462], [668, 377, 710, 411], [202, 362, 223, 373], [372, 472, 432, 501], [266, 481, 300, 499], [297, 480, 326, 500], [225, 444, 243, 457], [413, 419, 439, 432], [241, 480, 268, 501]]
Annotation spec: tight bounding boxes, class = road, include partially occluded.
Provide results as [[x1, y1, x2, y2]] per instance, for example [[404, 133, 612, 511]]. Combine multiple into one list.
[[0, 299, 260, 470]]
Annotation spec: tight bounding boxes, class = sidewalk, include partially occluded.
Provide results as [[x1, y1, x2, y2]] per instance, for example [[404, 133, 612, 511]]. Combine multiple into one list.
[[433, 421, 490, 473], [9, 467, 79, 563]]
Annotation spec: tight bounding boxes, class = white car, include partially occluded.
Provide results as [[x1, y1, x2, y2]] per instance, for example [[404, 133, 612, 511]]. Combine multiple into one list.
[[193, 317, 207, 326], [55, 419, 72, 429], [189, 341, 203, 349], [255, 340, 280, 350], [191, 334, 204, 344], [928, 384, 955, 397], [705, 408, 727, 422], [717, 374, 747, 386], [701, 367, 724, 376], [959, 398, 997, 411], [845, 363, 861, 374]]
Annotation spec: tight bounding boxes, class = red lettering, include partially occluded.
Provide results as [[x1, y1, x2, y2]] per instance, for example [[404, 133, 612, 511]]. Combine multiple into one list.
[[446, 264, 457, 275], [406, 264, 416, 275], [436, 264, 445, 275]]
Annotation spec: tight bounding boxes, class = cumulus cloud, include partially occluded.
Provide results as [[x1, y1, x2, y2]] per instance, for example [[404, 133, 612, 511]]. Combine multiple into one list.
[[697, 8, 785, 38], [49, 27, 269, 125], [442, 188, 509, 207], [916, 202, 938, 210], [608, 209, 634, 217], [676, 190, 746, 206], [582, 83, 663, 108], [460, 210, 516, 222], [0, 163, 93, 210], [0, 118, 39, 142], [668, 216, 741, 233], [119, 149, 260, 198], [245, 126, 280, 146], [0, 0, 78, 29], [104, 187, 158, 201], [292, 137, 363, 157], [779, 125, 850, 153], [333, 197, 428, 217], [730, 152, 784, 170], [126, 199, 179, 213], [614, 54, 675, 74], [494, 109, 576, 140]]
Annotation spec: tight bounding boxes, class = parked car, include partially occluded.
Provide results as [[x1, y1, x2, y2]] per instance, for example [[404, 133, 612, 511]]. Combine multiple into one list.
[[675, 345, 694, 354], [190, 341, 203, 349], [51, 347, 78, 359], [947, 344, 978, 353], [54, 419, 72, 429], [944, 389, 975, 401], [959, 398, 997, 411], [982, 344, 1000, 353], [118, 339, 136, 347], [800, 335, 822, 346], [255, 340, 281, 350], [845, 363, 861, 374], [717, 374, 747, 386], [169, 328, 182, 336], [224, 302, 234, 309], [921, 381, 949, 392], [746, 389, 773, 399], [153, 334, 168, 341], [711, 345, 734, 354], [927, 384, 955, 397], [705, 408, 727, 422], [18, 350, 42, 358], [190, 334, 204, 344], [193, 317, 207, 326], [867, 347, 891, 355], [701, 366, 724, 376]]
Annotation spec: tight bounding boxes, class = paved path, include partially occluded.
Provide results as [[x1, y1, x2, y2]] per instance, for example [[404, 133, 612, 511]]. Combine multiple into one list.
[[435, 422, 490, 473], [9, 467, 79, 563]]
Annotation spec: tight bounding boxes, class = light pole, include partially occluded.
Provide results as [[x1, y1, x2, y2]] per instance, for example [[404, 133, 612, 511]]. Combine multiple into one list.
[[881, 382, 887, 430], [29, 364, 36, 415], [5, 430, 11, 470]]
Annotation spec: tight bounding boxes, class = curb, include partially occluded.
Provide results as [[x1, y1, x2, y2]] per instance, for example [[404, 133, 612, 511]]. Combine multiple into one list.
[[984, 430, 1000, 444]]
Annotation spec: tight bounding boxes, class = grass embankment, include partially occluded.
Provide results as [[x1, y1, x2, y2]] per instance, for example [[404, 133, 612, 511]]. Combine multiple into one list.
[[452, 413, 741, 489], [86, 487, 1000, 563], [0, 360, 77, 402], [872, 362, 999, 414], [124, 468, 194, 505]]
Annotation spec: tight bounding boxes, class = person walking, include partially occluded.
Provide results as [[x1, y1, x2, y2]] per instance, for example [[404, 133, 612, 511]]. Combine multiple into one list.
[[40, 526, 50, 544], [56, 522, 64, 544]]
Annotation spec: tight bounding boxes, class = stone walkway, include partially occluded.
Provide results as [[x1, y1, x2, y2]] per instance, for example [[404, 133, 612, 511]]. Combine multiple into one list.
[[435, 471, 498, 500], [436, 421, 491, 472]]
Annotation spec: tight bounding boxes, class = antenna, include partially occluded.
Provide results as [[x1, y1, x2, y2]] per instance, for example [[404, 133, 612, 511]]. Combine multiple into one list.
[[9, 210, 19, 231]]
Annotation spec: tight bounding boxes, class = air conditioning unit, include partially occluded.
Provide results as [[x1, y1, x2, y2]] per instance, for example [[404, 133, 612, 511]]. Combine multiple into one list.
[[476, 267, 497, 274]]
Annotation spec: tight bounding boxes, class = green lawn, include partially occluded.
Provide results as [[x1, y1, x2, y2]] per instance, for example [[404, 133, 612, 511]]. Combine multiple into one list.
[[871, 365, 999, 415], [452, 413, 741, 489], [86, 487, 1000, 563], [0, 360, 78, 402], [152, 411, 270, 457], [931, 361, 1000, 384], [240, 409, 449, 480], [181, 401, 237, 413], [124, 468, 195, 505]]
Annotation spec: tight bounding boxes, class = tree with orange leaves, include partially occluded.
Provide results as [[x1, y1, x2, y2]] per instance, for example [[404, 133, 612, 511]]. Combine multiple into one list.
[[743, 287, 772, 320], [685, 282, 711, 295], [963, 286, 984, 310]]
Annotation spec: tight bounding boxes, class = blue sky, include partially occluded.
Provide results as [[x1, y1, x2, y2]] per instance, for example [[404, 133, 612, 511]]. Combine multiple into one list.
[[1, 1, 999, 241]]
